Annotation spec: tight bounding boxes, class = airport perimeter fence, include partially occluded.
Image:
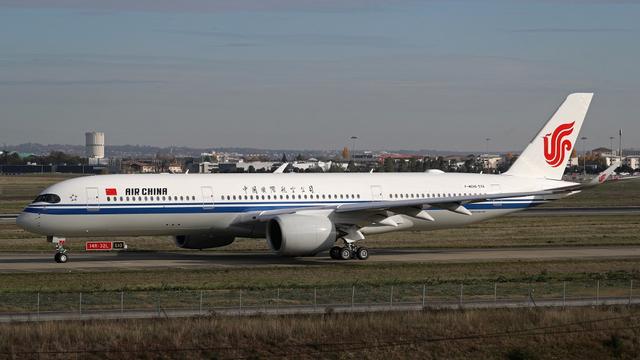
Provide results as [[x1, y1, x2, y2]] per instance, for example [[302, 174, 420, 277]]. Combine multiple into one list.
[[0, 279, 637, 319]]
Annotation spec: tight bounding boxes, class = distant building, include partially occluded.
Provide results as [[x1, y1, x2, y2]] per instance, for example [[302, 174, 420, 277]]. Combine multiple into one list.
[[478, 154, 504, 170], [121, 160, 155, 173], [602, 150, 640, 170], [168, 163, 183, 174]]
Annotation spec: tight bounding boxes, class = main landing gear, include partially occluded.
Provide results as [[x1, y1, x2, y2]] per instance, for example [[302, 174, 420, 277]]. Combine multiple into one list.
[[329, 243, 369, 261], [48, 236, 69, 263]]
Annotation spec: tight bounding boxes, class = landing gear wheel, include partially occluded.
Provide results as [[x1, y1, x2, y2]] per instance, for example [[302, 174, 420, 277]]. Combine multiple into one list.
[[53, 239, 69, 263], [54, 252, 68, 263], [356, 247, 369, 261], [339, 247, 353, 260], [329, 246, 342, 260]]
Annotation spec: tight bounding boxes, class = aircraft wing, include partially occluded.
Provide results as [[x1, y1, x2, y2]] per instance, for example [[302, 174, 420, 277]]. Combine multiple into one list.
[[273, 163, 289, 174], [585, 159, 622, 187], [240, 186, 578, 223]]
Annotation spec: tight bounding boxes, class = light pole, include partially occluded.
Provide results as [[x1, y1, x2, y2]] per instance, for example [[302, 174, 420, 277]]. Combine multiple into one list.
[[581, 136, 588, 176], [610, 136, 615, 156], [485, 138, 491, 154], [350, 136, 358, 160]]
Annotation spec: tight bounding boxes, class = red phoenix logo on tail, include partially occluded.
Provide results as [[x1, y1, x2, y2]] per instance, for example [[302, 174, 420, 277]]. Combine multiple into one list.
[[543, 121, 575, 168]]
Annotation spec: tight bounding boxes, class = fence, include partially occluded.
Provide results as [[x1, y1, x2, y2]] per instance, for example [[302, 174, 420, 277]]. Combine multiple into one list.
[[0, 280, 636, 321]]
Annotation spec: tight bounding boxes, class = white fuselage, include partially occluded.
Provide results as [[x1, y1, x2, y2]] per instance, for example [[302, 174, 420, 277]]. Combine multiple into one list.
[[17, 172, 575, 239]]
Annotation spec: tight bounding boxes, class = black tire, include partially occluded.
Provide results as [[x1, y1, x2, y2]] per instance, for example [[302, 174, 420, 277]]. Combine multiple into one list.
[[329, 246, 341, 260], [54, 253, 61, 263], [356, 247, 369, 260], [58, 253, 68, 263], [339, 248, 352, 260]]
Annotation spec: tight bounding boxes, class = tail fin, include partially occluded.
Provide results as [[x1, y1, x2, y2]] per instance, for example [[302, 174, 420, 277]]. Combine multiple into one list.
[[506, 93, 594, 180]]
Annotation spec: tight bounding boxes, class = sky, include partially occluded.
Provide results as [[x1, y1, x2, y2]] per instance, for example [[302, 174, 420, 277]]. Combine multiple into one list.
[[0, 0, 639, 152]]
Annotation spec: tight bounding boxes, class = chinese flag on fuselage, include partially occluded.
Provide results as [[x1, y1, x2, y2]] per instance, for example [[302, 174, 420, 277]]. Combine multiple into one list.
[[105, 188, 117, 196]]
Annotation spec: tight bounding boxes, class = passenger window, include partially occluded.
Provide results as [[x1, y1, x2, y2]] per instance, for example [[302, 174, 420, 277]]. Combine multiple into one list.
[[107, 197, 110, 202]]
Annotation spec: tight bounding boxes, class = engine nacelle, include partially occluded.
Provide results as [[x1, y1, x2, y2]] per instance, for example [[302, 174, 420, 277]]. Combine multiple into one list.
[[266, 214, 336, 256], [174, 233, 235, 249]]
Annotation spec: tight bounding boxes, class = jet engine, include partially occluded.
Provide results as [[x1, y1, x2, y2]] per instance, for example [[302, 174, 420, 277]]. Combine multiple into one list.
[[266, 214, 336, 256], [174, 233, 235, 249]]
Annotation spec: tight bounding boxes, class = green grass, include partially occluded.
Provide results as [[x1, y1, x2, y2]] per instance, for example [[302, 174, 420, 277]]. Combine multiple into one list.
[[0, 258, 639, 293], [543, 179, 640, 208], [0, 174, 80, 213]]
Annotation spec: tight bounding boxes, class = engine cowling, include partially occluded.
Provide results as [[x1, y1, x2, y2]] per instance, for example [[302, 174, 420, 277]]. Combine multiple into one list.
[[266, 214, 336, 256], [174, 233, 235, 249]]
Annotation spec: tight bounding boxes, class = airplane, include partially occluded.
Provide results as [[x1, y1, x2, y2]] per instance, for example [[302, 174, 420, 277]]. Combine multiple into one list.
[[18, 93, 604, 263]]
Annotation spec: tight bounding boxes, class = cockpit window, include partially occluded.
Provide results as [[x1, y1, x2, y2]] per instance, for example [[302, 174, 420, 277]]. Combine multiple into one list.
[[33, 194, 61, 204]]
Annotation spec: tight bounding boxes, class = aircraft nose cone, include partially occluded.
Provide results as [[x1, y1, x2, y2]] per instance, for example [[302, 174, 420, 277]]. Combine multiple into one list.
[[16, 212, 37, 233]]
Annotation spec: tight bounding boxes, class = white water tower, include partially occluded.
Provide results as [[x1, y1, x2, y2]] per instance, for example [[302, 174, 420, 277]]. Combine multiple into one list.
[[85, 131, 105, 159]]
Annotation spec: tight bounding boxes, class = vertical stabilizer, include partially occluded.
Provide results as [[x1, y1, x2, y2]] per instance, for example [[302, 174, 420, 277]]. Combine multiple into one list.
[[506, 93, 593, 180]]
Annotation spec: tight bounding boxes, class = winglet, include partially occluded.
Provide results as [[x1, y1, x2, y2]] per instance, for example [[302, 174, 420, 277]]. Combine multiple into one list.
[[587, 159, 621, 187], [273, 163, 289, 173]]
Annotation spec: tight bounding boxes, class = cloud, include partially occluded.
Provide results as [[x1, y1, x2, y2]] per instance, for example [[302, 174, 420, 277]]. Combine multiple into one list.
[[510, 27, 633, 33], [0, 79, 166, 86], [0, 0, 414, 12], [166, 29, 400, 47]]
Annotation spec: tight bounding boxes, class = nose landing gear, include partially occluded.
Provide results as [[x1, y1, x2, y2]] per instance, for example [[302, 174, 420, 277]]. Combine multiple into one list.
[[48, 236, 69, 263]]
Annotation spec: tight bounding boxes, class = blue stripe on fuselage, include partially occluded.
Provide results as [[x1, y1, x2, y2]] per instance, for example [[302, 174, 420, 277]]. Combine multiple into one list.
[[23, 200, 545, 215]]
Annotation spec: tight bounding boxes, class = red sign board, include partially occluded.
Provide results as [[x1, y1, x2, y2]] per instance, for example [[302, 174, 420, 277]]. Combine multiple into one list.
[[85, 241, 113, 251]]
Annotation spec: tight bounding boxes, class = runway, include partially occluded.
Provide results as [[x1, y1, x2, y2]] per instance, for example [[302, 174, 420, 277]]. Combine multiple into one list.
[[1, 245, 640, 272]]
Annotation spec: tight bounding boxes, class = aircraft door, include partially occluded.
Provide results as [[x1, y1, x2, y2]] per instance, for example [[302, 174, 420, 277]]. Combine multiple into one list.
[[370, 185, 383, 201], [86, 187, 100, 212], [201, 186, 214, 210]]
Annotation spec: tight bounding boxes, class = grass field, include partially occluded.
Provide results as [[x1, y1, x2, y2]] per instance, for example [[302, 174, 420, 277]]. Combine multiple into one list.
[[0, 257, 638, 293], [1, 306, 639, 359]]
